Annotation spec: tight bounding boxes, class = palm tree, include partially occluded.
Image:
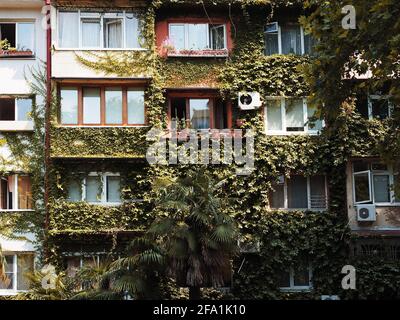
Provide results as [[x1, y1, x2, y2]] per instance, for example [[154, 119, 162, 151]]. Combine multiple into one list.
[[147, 168, 238, 300]]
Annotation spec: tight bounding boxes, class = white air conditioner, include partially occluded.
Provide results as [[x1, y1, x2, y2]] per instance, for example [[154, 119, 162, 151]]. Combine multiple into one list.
[[356, 204, 376, 222], [238, 238, 261, 253], [238, 92, 262, 110], [321, 295, 340, 300]]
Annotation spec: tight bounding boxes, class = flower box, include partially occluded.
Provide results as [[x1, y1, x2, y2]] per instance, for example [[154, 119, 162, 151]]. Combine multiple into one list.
[[0, 49, 34, 58]]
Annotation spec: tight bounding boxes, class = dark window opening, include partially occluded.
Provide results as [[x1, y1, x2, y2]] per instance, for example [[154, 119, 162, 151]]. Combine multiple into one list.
[[170, 98, 186, 127], [355, 95, 368, 119], [0, 98, 15, 120], [0, 24, 16, 47]]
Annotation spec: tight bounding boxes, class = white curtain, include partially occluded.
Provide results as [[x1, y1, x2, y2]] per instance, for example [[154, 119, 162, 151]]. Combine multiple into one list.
[[82, 19, 100, 47], [59, 12, 78, 48], [266, 100, 282, 131], [126, 13, 140, 48], [281, 25, 301, 55], [189, 99, 210, 129], [188, 24, 208, 50], [106, 19, 122, 48]]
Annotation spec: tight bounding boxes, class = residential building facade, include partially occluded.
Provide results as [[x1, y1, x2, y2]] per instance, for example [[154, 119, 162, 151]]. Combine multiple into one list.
[[0, 0, 398, 299]]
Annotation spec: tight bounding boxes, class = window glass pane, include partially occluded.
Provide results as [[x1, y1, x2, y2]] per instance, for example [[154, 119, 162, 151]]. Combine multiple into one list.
[[265, 33, 278, 55], [293, 264, 310, 286], [307, 104, 322, 131], [104, 18, 123, 48], [210, 24, 225, 50], [169, 25, 185, 50], [353, 161, 369, 173], [0, 23, 16, 47], [310, 175, 326, 209], [105, 88, 122, 124], [82, 19, 100, 47], [373, 175, 390, 203], [355, 95, 369, 118], [66, 257, 80, 277], [287, 175, 308, 208], [395, 175, 400, 203], [106, 176, 121, 203], [17, 254, 34, 291], [0, 255, 14, 289], [188, 24, 208, 50], [0, 98, 15, 121], [18, 175, 32, 210], [189, 99, 210, 129], [266, 100, 282, 131], [286, 99, 304, 131], [17, 98, 32, 121], [371, 163, 388, 171], [125, 13, 140, 48], [83, 88, 100, 124], [354, 172, 371, 203], [303, 33, 314, 55], [269, 183, 284, 208], [128, 89, 145, 124], [278, 270, 291, 287], [17, 22, 34, 51], [86, 176, 101, 202], [60, 88, 78, 124], [281, 24, 301, 55], [68, 179, 82, 202], [59, 11, 79, 47], [371, 98, 390, 120]]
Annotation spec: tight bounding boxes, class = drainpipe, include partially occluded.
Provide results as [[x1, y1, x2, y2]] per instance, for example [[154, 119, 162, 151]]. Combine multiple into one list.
[[44, 0, 52, 262]]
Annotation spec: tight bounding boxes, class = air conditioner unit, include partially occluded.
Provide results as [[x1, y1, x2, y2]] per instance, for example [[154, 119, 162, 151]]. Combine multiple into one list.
[[238, 238, 261, 253], [321, 295, 340, 300], [238, 92, 262, 110], [356, 204, 376, 222]]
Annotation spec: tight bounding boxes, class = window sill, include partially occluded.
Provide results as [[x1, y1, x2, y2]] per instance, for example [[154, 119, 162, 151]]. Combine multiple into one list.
[[54, 47, 148, 52], [0, 209, 35, 213], [56, 125, 148, 128], [268, 208, 326, 212], [86, 202, 122, 207], [354, 203, 400, 207], [166, 50, 229, 58], [279, 287, 312, 292], [0, 121, 34, 131], [265, 131, 321, 136]]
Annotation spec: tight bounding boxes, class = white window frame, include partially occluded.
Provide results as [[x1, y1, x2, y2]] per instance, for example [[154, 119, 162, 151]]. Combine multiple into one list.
[[279, 263, 313, 292], [0, 253, 33, 295], [168, 23, 227, 51], [353, 162, 400, 206], [269, 175, 328, 211], [57, 10, 143, 50], [0, 21, 36, 54], [0, 96, 33, 122], [367, 95, 393, 120], [265, 22, 308, 55], [74, 172, 121, 205], [0, 174, 33, 212], [264, 97, 324, 135]]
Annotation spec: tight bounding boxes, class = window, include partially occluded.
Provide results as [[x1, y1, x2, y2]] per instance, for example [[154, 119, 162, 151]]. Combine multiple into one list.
[[0, 22, 35, 53], [265, 98, 323, 134], [356, 94, 394, 120], [168, 23, 227, 52], [0, 254, 34, 292], [67, 173, 121, 205], [0, 97, 32, 121], [269, 175, 327, 210], [0, 175, 32, 210], [58, 10, 141, 49], [265, 22, 314, 55], [353, 161, 399, 205], [279, 261, 312, 291], [60, 86, 146, 126], [169, 96, 229, 130]]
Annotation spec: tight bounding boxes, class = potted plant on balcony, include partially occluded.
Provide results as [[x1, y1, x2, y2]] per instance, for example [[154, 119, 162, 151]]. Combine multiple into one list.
[[0, 39, 33, 57]]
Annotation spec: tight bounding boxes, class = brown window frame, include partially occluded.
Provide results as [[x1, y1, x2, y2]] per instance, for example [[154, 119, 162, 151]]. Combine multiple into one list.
[[58, 85, 147, 126], [167, 92, 232, 130]]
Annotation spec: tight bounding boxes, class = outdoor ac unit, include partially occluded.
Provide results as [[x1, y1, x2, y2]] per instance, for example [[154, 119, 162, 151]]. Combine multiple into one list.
[[238, 92, 262, 110], [321, 295, 340, 300], [356, 204, 376, 222], [238, 238, 261, 253]]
